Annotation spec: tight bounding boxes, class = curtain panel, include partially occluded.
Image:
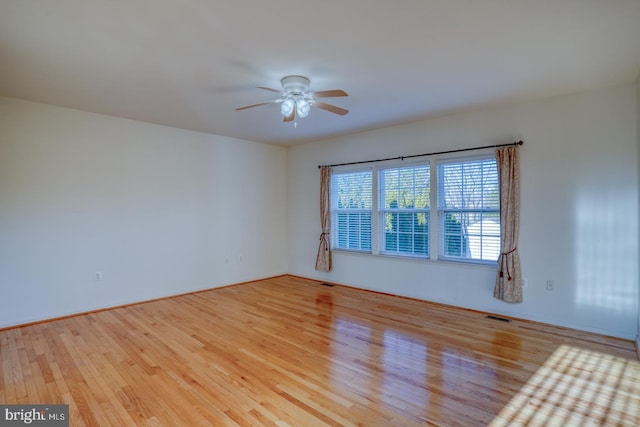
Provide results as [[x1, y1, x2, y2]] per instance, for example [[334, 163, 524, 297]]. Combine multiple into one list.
[[493, 146, 522, 302], [315, 166, 332, 272]]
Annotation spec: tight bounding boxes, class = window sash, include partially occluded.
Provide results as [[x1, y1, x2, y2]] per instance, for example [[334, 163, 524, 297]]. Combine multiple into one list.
[[439, 209, 500, 261], [380, 209, 430, 257], [331, 170, 373, 252], [437, 156, 499, 263], [378, 164, 430, 258], [334, 210, 372, 251]]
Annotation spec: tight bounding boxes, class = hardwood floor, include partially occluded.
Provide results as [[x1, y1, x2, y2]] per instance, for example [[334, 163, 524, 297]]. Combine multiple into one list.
[[1, 275, 639, 426]]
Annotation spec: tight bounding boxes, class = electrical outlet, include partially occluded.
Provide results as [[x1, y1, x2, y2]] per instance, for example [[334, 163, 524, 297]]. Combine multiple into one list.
[[546, 280, 554, 291], [94, 271, 103, 281], [522, 278, 528, 288]]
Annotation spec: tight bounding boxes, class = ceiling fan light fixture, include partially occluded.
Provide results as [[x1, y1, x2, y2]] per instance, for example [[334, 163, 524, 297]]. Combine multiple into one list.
[[236, 75, 349, 121], [280, 99, 295, 117], [296, 99, 311, 118]]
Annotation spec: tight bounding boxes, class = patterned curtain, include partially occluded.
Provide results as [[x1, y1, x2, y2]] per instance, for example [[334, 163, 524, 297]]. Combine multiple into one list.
[[493, 146, 522, 302], [315, 167, 332, 272]]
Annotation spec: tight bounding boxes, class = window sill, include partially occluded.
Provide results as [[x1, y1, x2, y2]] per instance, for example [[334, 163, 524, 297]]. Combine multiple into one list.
[[332, 248, 372, 255], [438, 256, 497, 267]]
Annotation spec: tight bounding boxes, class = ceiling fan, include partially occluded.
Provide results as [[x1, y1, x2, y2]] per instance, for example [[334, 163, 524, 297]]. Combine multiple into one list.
[[235, 75, 349, 122]]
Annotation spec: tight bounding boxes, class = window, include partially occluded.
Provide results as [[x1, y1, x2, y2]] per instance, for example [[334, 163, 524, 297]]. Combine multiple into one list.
[[329, 152, 501, 264], [331, 170, 372, 252], [438, 157, 499, 262], [379, 164, 430, 257]]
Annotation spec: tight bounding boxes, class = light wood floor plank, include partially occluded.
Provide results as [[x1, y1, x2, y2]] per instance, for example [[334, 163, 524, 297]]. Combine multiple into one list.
[[1, 275, 639, 426]]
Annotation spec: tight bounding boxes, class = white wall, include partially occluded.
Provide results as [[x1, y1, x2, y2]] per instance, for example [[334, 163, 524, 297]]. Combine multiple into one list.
[[288, 83, 639, 340], [637, 73, 640, 352], [0, 97, 288, 328]]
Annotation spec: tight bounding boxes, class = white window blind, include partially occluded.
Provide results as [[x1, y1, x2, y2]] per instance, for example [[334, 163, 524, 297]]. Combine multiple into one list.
[[438, 157, 500, 262], [379, 164, 430, 257], [331, 170, 372, 252]]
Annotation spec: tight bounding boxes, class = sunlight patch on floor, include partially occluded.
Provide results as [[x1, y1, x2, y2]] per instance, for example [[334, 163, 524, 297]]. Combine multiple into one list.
[[489, 344, 640, 426]]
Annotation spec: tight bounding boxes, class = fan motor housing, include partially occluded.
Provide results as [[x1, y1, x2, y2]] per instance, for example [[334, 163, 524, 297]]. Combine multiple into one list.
[[281, 75, 310, 95]]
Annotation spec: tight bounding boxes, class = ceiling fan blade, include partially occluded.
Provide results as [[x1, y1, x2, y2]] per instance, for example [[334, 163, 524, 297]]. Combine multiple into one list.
[[315, 101, 349, 116], [235, 101, 274, 111], [257, 86, 281, 93], [314, 89, 348, 98], [283, 109, 295, 122]]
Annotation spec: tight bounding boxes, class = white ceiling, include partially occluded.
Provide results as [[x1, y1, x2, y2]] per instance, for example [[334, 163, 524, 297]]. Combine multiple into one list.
[[1, 1, 639, 146]]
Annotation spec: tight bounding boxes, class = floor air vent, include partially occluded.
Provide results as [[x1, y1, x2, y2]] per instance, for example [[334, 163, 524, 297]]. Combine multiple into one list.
[[486, 315, 511, 323], [321, 283, 335, 287]]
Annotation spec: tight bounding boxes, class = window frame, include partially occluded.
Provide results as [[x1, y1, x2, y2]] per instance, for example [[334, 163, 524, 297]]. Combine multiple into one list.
[[437, 155, 500, 264], [377, 162, 431, 258], [328, 152, 501, 266], [330, 168, 373, 253]]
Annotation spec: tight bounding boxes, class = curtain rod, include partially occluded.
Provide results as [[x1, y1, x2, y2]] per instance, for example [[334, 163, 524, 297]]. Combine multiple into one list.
[[318, 140, 523, 169]]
